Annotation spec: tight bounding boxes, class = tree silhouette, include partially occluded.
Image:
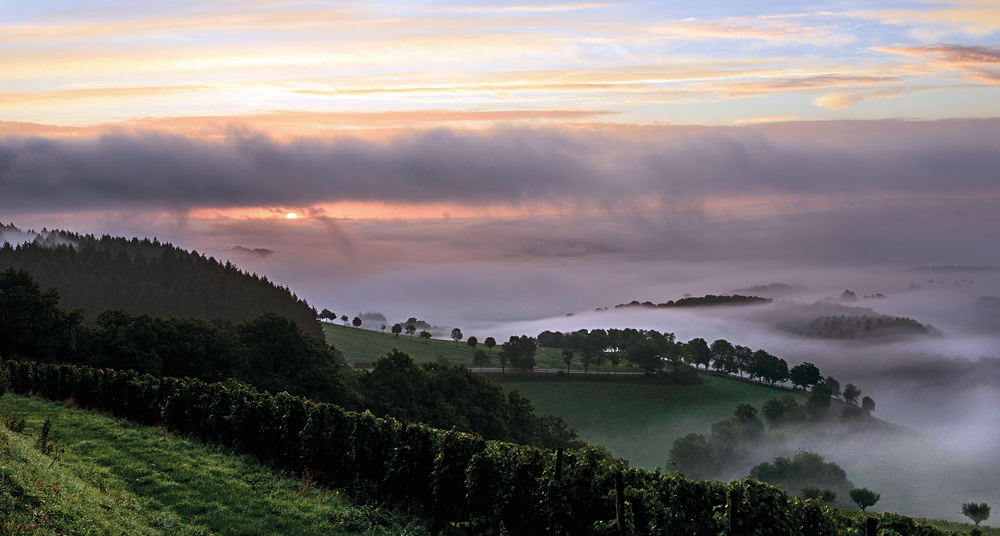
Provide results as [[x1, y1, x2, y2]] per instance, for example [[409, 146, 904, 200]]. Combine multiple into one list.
[[861, 396, 876, 413], [319, 308, 336, 322], [405, 324, 416, 337], [849, 487, 880, 512], [484, 336, 496, 353], [340, 314, 349, 326], [451, 327, 463, 347], [392, 323, 402, 338], [467, 336, 478, 351], [419, 330, 431, 343], [352, 316, 362, 328], [962, 502, 991, 526], [472, 349, 491, 371], [843, 383, 861, 405], [562, 349, 574, 372], [381, 323, 387, 334]]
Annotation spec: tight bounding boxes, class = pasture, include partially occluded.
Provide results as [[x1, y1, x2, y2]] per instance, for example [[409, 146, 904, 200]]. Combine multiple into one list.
[[0, 394, 427, 536], [502, 375, 800, 471]]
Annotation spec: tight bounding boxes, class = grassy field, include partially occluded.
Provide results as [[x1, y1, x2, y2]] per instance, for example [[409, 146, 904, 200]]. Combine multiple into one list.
[[323, 323, 569, 369], [0, 393, 427, 536], [501, 375, 801, 472]]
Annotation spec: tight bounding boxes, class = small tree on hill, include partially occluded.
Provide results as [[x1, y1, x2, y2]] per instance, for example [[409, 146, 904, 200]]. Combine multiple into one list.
[[849, 487, 881, 512], [484, 336, 496, 353], [419, 330, 432, 343], [607, 351, 622, 373], [381, 323, 387, 334], [562, 349, 574, 372], [861, 396, 876, 413], [340, 314, 349, 326], [467, 336, 478, 351], [472, 349, 491, 371], [319, 308, 336, 322], [843, 383, 861, 405], [451, 328, 463, 347], [352, 316, 362, 328], [789, 362, 822, 390], [392, 323, 402, 337], [405, 324, 416, 337], [962, 502, 991, 526]]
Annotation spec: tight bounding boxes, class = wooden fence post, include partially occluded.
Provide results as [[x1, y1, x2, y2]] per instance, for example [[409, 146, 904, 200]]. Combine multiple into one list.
[[728, 486, 735, 535], [555, 448, 563, 481], [615, 472, 626, 536], [865, 516, 878, 536]]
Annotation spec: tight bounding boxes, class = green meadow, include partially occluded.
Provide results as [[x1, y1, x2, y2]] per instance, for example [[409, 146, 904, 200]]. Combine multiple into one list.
[[501, 375, 801, 471], [323, 323, 568, 369], [0, 394, 427, 536]]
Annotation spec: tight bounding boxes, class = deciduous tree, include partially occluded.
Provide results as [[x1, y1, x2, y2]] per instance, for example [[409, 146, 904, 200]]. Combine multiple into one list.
[[451, 327, 463, 347]]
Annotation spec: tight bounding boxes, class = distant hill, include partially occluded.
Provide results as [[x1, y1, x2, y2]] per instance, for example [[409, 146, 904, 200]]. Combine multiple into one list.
[[0, 225, 322, 337], [726, 283, 807, 296], [614, 294, 771, 309]]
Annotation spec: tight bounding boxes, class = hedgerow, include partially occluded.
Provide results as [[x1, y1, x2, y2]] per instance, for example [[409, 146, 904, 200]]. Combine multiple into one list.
[[0, 358, 960, 535]]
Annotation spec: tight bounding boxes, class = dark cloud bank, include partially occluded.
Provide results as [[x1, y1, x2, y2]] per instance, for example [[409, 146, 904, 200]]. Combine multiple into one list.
[[1, 118, 998, 210]]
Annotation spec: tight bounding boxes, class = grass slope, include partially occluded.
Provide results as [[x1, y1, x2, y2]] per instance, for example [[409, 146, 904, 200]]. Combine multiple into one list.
[[0, 394, 427, 536], [324, 323, 567, 369], [502, 375, 800, 472]]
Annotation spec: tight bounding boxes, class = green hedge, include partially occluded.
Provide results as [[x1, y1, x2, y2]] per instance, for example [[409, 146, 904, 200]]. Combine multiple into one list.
[[1, 359, 960, 536]]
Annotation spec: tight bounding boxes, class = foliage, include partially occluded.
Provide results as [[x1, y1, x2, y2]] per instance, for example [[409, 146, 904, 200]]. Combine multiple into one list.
[[0, 393, 430, 536], [963, 502, 991, 525], [0, 230, 323, 338], [499, 335, 537, 370], [668, 404, 765, 479], [0, 358, 949, 535], [353, 350, 578, 447], [849, 487, 881, 512], [750, 451, 854, 503]]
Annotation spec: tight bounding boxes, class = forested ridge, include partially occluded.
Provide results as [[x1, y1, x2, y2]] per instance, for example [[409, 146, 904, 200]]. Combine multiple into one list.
[[0, 224, 322, 337], [0, 266, 579, 449]]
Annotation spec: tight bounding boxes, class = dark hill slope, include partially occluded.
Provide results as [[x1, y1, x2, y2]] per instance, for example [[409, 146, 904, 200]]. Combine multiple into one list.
[[0, 225, 322, 337]]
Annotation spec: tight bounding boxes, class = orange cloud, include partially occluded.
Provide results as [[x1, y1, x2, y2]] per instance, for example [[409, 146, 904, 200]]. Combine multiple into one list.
[[877, 44, 1000, 85]]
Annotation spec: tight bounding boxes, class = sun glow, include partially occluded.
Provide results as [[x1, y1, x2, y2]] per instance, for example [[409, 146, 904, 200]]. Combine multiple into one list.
[[285, 212, 297, 219]]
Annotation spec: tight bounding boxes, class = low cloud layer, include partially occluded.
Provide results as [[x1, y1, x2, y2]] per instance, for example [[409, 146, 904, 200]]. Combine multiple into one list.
[[2, 119, 999, 213]]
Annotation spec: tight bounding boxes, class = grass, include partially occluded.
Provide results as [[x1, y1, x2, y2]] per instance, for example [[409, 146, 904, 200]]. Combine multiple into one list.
[[501, 374, 801, 472], [0, 393, 429, 536], [323, 323, 569, 369]]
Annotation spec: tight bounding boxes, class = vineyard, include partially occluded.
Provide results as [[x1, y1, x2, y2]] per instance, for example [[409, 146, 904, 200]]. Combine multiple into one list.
[[1, 358, 964, 535]]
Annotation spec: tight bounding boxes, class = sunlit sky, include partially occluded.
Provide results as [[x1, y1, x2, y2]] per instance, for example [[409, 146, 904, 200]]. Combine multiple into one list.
[[3, 0, 1000, 133], [3, 0, 1000, 321]]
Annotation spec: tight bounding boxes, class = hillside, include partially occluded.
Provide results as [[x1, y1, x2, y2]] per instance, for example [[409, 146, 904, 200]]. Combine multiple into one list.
[[0, 393, 427, 535], [323, 323, 569, 369], [0, 225, 322, 337], [503, 375, 799, 470]]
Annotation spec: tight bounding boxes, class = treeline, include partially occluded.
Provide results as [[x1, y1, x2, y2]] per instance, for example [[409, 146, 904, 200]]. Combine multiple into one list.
[[0, 359, 956, 536], [538, 328, 793, 386], [0, 267, 576, 448], [791, 314, 930, 339], [613, 294, 772, 309], [0, 227, 323, 337]]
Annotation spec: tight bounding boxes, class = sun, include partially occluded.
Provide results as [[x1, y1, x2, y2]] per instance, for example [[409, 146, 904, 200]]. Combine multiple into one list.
[[285, 212, 298, 219]]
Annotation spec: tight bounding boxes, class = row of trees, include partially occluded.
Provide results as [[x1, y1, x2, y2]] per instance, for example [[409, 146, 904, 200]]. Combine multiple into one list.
[[1, 358, 955, 535]]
